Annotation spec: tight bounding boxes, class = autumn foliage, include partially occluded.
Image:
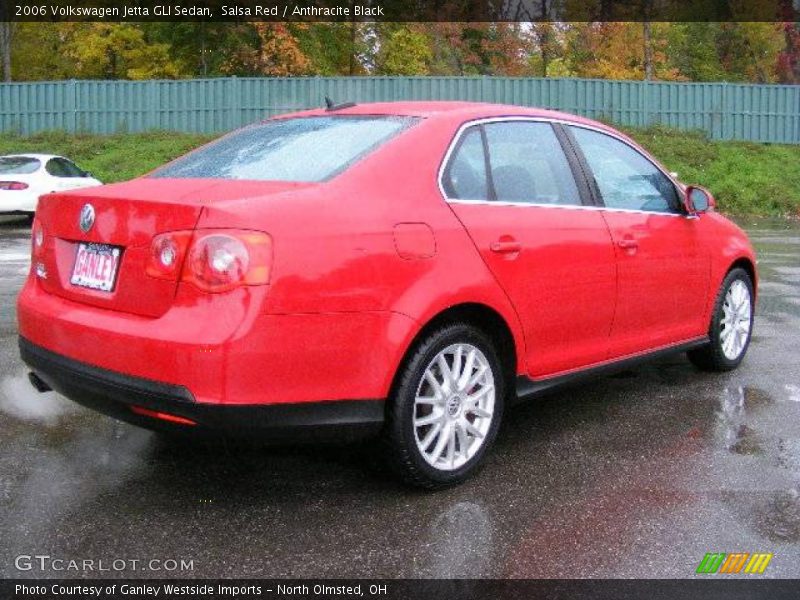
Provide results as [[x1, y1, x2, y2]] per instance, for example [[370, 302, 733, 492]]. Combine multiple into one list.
[[3, 21, 799, 83]]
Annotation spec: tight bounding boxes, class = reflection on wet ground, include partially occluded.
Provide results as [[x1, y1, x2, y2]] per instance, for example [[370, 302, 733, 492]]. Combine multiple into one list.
[[0, 217, 798, 578]]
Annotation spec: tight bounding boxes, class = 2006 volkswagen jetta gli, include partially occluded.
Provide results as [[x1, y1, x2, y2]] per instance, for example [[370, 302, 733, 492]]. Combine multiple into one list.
[[18, 101, 757, 488]]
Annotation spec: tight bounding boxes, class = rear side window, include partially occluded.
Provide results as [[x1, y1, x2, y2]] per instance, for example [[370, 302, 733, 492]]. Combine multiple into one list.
[[483, 122, 581, 205], [150, 116, 418, 182], [442, 127, 489, 200], [46, 158, 85, 178], [0, 157, 40, 175], [441, 121, 582, 206]]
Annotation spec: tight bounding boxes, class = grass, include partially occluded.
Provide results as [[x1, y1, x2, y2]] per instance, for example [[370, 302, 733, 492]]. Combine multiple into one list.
[[0, 131, 214, 184], [621, 125, 800, 218], [0, 126, 798, 217]]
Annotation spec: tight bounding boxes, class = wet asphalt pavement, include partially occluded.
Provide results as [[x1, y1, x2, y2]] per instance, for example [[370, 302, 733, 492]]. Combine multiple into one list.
[[0, 214, 798, 579]]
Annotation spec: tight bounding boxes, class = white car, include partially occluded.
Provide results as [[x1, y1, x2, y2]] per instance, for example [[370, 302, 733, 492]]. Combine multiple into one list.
[[0, 154, 102, 216]]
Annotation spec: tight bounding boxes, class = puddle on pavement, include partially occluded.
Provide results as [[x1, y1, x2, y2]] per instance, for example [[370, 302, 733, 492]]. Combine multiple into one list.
[[756, 487, 800, 543]]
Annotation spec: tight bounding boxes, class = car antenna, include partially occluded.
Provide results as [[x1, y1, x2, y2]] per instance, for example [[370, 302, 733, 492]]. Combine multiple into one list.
[[324, 96, 357, 112]]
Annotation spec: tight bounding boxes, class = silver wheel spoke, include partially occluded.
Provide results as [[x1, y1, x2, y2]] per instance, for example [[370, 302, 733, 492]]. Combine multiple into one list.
[[465, 364, 488, 391], [430, 423, 451, 463], [424, 370, 444, 398], [446, 425, 456, 466], [452, 345, 463, 384], [455, 422, 469, 459], [415, 395, 438, 406], [464, 421, 485, 439], [414, 410, 442, 427], [458, 349, 477, 390], [468, 406, 492, 419], [419, 422, 442, 452], [437, 354, 453, 387], [467, 384, 494, 404]]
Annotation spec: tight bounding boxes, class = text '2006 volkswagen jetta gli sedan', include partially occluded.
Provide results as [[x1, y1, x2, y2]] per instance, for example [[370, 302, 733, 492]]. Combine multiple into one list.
[[17, 101, 757, 488]]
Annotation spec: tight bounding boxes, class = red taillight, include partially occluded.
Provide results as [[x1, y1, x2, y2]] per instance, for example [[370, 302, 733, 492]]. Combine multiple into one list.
[[130, 405, 196, 426], [0, 181, 29, 190], [31, 218, 44, 258], [146, 229, 272, 292], [146, 231, 193, 280], [183, 230, 272, 293]]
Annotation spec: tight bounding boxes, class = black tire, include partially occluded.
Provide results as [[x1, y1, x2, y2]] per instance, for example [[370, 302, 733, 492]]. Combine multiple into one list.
[[688, 267, 754, 372], [384, 322, 505, 489]]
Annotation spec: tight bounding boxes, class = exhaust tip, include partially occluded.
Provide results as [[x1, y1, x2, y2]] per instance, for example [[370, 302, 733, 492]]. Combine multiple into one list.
[[28, 372, 52, 393]]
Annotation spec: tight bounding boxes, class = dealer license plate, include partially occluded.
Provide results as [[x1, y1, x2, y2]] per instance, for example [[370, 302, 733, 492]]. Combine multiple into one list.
[[70, 243, 121, 292]]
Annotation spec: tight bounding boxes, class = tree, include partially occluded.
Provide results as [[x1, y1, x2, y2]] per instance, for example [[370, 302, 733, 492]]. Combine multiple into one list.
[[376, 27, 432, 75], [66, 24, 184, 79], [777, 0, 800, 83], [9, 23, 75, 81], [716, 23, 783, 83], [529, 23, 563, 77], [295, 22, 366, 76], [144, 23, 244, 78], [778, 21, 800, 83], [220, 23, 310, 77], [0, 22, 14, 81]]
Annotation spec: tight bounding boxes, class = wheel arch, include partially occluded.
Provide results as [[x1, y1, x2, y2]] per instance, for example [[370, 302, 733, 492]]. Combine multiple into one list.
[[728, 256, 757, 297], [387, 302, 520, 403]]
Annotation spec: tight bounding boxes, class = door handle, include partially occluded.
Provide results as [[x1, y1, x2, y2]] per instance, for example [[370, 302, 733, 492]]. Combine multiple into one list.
[[617, 238, 638, 250], [490, 240, 522, 254]]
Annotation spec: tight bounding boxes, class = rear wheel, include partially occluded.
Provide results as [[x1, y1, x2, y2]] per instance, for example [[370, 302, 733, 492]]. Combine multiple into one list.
[[688, 267, 754, 371], [384, 323, 505, 489]]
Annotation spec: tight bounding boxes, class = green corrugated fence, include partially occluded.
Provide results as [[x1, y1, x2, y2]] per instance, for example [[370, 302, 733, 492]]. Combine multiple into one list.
[[1, 76, 798, 143]]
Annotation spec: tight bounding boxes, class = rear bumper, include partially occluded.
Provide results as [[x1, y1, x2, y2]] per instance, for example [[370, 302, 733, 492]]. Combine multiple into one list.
[[0, 190, 36, 213], [17, 276, 418, 405], [20, 336, 385, 441]]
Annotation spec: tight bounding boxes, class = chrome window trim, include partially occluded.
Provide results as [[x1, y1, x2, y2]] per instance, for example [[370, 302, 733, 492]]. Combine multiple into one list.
[[447, 198, 684, 217], [437, 115, 688, 218]]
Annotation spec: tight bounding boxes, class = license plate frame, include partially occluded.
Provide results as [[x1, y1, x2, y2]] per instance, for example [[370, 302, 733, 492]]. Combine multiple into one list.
[[70, 242, 122, 293]]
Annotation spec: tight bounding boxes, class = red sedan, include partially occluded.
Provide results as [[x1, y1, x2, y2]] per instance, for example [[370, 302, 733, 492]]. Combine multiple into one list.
[[17, 102, 757, 488]]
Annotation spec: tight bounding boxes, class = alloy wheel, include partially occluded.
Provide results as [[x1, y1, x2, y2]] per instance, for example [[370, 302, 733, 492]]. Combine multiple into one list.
[[720, 279, 752, 360], [413, 343, 496, 471]]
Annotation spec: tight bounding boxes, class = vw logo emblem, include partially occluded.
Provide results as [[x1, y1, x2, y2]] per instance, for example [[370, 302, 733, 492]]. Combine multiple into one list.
[[79, 204, 95, 233]]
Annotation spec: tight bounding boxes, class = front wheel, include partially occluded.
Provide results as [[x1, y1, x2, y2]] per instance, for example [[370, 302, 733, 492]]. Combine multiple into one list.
[[688, 267, 754, 371], [384, 323, 505, 489]]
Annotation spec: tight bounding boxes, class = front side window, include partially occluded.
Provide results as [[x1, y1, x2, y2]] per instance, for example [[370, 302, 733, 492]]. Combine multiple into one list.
[[483, 122, 581, 205], [570, 126, 679, 213], [150, 116, 418, 182], [0, 157, 40, 175]]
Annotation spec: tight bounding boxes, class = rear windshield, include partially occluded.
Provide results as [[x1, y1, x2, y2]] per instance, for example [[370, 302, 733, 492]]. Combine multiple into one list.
[[150, 115, 418, 182], [0, 157, 40, 175]]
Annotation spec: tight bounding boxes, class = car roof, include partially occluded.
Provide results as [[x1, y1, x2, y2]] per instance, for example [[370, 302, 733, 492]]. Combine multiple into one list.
[[282, 100, 618, 133]]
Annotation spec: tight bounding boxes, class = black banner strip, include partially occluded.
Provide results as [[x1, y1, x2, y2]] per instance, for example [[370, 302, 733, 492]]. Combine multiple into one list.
[[3, 0, 799, 23], [3, 579, 800, 600]]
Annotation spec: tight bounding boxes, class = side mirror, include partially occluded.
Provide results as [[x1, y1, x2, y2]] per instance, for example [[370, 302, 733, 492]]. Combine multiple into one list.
[[83, 171, 93, 178], [684, 185, 715, 215]]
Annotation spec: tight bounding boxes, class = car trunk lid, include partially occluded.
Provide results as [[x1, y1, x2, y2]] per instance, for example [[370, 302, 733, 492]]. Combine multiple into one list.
[[34, 178, 310, 318]]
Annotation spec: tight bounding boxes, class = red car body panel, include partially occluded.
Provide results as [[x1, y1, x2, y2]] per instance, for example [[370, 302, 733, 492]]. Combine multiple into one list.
[[452, 203, 617, 377], [17, 101, 757, 433]]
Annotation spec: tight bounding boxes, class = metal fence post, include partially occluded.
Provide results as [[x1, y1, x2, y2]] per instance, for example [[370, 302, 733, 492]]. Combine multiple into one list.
[[228, 76, 241, 130], [68, 79, 77, 133]]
